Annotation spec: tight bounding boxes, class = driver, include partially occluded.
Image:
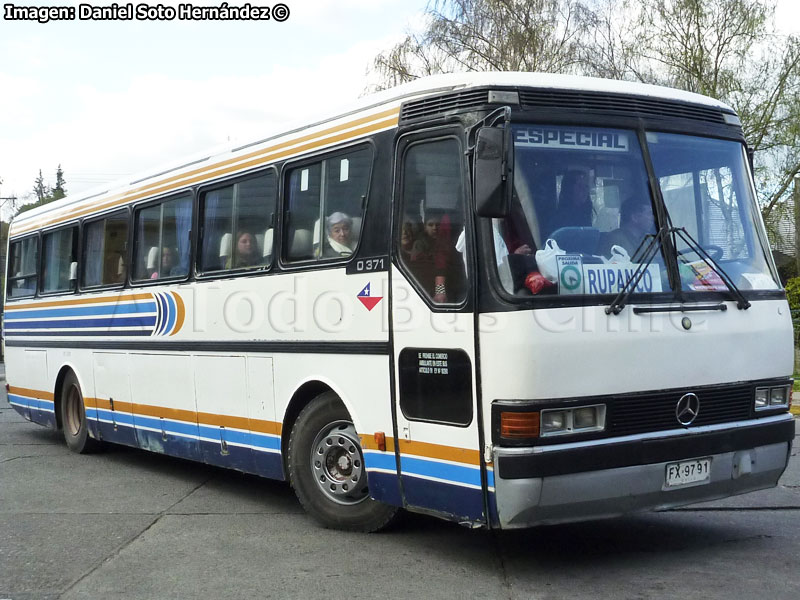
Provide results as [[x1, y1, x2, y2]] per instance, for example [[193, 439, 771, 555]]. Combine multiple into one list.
[[600, 196, 655, 257]]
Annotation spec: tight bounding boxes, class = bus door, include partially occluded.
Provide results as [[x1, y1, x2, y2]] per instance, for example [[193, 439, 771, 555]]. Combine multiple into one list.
[[390, 131, 486, 525]]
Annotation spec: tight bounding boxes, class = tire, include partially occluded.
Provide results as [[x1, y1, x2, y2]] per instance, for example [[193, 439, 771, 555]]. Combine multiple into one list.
[[287, 391, 398, 532], [60, 371, 102, 454]]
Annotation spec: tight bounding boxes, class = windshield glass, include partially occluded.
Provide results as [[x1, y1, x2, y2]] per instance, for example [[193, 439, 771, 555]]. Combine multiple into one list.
[[646, 132, 779, 292], [497, 124, 666, 297]]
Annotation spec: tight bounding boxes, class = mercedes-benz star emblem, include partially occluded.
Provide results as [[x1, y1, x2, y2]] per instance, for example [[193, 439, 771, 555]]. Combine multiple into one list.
[[676, 393, 700, 426]]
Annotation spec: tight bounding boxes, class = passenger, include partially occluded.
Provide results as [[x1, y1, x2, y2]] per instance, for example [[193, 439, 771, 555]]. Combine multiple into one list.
[[399, 220, 421, 263], [551, 170, 593, 232], [409, 209, 464, 303], [600, 196, 655, 257], [150, 247, 177, 279], [229, 231, 261, 268], [323, 212, 356, 257]]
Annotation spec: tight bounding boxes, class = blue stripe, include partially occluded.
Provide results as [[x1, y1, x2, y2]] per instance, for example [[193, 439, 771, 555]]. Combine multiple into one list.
[[5, 329, 154, 337], [196, 424, 280, 451], [400, 455, 482, 488], [5, 302, 157, 320], [5, 316, 157, 330], [8, 394, 55, 412], [95, 408, 136, 428], [364, 451, 397, 472], [154, 293, 167, 335], [133, 414, 199, 438], [28, 398, 55, 412], [247, 431, 281, 452], [8, 396, 28, 408], [164, 294, 176, 335]]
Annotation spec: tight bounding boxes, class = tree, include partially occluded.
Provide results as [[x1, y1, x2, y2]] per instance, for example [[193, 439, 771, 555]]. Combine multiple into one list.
[[18, 166, 68, 215], [371, 0, 799, 219], [583, 0, 800, 221], [371, 0, 591, 90], [33, 169, 49, 202], [52, 164, 66, 201]]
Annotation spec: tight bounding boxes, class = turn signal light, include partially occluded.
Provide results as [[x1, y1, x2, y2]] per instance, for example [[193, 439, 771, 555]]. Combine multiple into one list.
[[500, 411, 540, 439]]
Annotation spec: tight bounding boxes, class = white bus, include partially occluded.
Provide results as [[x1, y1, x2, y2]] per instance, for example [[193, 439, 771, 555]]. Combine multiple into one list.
[[4, 72, 794, 531]]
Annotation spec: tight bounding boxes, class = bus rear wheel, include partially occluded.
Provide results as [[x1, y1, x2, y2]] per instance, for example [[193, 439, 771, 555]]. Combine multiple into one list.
[[287, 392, 398, 532], [60, 371, 101, 454]]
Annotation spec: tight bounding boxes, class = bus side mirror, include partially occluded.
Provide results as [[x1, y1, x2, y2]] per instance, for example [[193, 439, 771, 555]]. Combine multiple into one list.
[[473, 126, 513, 218]]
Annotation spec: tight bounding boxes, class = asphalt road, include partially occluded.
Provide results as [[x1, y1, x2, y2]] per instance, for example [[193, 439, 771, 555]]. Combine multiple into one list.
[[2, 372, 799, 600]]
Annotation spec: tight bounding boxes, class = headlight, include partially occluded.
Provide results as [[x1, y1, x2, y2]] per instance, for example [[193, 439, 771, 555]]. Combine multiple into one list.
[[541, 410, 568, 435], [755, 385, 790, 411], [755, 387, 769, 409], [541, 405, 606, 437]]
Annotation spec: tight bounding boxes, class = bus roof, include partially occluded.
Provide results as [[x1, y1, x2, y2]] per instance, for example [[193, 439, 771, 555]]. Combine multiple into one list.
[[10, 72, 734, 236]]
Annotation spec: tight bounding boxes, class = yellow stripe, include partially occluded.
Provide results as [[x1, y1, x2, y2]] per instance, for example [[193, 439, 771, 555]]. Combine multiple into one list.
[[5, 292, 154, 311], [91, 397, 282, 435], [8, 386, 55, 401], [171, 292, 185, 336], [361, 434, 479, 466], [11, 108, 400, 237]]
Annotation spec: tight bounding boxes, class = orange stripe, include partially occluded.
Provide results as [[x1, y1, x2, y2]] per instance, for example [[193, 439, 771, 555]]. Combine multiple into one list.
[[360, 434, 480, 465], [397, 438, 481, 465], [170, 292, 185, 336], [93, 397, 282, 435], [8, 386, 54, 401], [11, 109, 400, 236], [5, 292, 153, 311]]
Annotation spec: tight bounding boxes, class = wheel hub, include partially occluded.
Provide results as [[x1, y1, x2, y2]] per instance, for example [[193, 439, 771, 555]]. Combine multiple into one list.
[[311, 421, 369, 505]]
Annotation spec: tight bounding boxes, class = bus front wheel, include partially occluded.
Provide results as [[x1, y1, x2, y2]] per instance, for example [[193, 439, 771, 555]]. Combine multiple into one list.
[[60, 371, 101, 454], [287, 392, 398, 532]]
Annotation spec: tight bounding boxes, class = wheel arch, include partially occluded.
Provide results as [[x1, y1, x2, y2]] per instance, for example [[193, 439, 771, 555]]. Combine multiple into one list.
[[281, 378, 359, 476], [53, 363, 83, 431]]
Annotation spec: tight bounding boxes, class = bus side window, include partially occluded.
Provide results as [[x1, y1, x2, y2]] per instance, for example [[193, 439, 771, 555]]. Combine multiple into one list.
[[198, 171, 277, 274], [7, 236, 39, 298], [133, 195, 192, 281], [321, 147, 371, 259], [285, 163, 321, 262], [283, 145, 372, 264], [82, 211, 129, 287], [398, 138, 467, 305], [41, 226, 78, 294]]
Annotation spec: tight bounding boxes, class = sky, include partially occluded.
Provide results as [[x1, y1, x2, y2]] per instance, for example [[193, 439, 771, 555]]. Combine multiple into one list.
[[0, 0, 798, 215], [0, 0, 429, 212]]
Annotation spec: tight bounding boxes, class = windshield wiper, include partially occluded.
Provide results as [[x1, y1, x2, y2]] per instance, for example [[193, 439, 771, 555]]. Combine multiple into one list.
[[672, 227, 751, 310], [606, 225, 751, 315], [605, 227, 671, 315]]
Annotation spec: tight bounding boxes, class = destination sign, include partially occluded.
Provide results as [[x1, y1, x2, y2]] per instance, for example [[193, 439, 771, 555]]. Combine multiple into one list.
[[514, 127, 629, 152], [556, 259, 663, 295]]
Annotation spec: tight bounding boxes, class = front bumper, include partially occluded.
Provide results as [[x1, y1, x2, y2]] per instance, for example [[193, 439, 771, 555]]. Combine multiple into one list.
[[493, 414, 794, 529]]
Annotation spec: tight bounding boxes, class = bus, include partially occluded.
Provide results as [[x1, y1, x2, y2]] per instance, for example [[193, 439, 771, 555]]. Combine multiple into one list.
[[4, 72, 794, 531]]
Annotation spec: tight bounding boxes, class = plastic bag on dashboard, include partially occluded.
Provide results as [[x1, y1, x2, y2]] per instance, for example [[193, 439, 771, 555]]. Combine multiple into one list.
[[535, 239, 565, 283]]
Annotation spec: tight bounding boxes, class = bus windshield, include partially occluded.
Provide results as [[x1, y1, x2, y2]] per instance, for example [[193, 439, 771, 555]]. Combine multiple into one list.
[[493, 124, 779, 297], [646, 132, 779, 292]]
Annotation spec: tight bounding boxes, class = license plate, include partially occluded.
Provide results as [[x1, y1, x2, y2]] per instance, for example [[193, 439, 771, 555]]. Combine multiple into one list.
[[665, 457, 712, 488]]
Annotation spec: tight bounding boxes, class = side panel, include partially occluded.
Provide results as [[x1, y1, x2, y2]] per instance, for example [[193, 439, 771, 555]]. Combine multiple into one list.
[[195, 354, 253, 472], [7, 349, 49, 424], [129, 353, 200, 461], [91, 352, 138, 447], [246, 356, 282, 479]]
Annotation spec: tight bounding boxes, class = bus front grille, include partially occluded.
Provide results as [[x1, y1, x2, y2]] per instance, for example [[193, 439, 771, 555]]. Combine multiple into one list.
[[608, 383, 754, 436]]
